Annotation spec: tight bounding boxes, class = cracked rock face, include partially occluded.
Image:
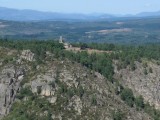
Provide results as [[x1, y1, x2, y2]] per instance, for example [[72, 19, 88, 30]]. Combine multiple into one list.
[[31, 73, 56, 97], [60, 69, 79, 88], [0, 66, 25, 118], [114, 61, 160, 109]]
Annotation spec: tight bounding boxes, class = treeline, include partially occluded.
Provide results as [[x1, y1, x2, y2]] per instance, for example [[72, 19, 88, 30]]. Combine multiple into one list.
[[72, 43, 117, 51], [72, 42, 160, 60], [113, 45, 160, 70], [72, 42, 160, 70], [0, 39, 64, 51], [0, 39, 64, 63]]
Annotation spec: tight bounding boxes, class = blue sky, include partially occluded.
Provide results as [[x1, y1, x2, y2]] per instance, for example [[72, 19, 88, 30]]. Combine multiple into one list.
[[0, 0, 160, 14]]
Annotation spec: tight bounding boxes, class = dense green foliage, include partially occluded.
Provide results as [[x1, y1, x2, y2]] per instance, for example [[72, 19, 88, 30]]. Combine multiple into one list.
[[73, 42, 160, 61], [0, 39, 64, 63], [0, 39, 64, 52], [72, 42, 116, 51]]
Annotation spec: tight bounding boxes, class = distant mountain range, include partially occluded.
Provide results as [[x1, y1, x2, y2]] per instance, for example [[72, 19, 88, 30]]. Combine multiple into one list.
[[136, 11, 160, 17], [0, 7, 115, 21], [0, 7, 160, 21]]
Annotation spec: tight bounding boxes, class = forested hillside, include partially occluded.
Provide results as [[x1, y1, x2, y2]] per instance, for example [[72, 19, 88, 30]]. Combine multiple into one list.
[[0, 40, 159, 120]]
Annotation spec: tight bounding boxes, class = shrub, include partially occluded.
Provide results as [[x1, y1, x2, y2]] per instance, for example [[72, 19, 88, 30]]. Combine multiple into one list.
[[16, 86, 33, 99], [149, 67, 153, 73], [78, 86, 84, 98], [91, 95, 97, 105], [143, 68, 148, 75], [37, 86, 42, 94], [135, 95, 144, 109], [112, 110, 124, 120], [49, 81, 55, 88], [120, 88, 134, 107]]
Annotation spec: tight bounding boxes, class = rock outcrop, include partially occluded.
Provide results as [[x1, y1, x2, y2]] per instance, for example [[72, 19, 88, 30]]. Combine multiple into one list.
[[20, 50, 34, 62], [114, 61, 160, 109], [0, 66, 25, 118], [26, 60, 152, 120]]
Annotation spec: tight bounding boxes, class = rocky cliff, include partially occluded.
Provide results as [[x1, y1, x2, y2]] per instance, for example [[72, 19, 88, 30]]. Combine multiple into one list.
[[26, 60, 152, 120], [114, 60, 160, 109], [0, 48, 157, 120]]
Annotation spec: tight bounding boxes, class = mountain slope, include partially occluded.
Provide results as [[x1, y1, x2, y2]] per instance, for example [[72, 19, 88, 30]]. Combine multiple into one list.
[[0, 47, 152, 120]]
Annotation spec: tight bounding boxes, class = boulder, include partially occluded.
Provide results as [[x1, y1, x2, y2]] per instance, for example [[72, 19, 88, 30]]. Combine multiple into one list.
[[20, 50, 34, 62]]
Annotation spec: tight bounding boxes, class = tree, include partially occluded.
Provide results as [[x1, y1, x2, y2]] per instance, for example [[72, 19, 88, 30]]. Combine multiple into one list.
[[121, 88, 134, 107]]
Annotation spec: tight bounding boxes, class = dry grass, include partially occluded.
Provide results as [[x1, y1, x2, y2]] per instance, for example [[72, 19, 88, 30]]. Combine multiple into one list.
[[66, 47, 113, 54]]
